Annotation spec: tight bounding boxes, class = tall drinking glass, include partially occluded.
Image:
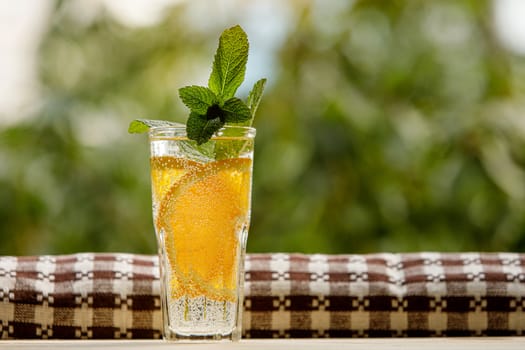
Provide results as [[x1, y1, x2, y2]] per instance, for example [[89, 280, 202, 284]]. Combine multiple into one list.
[[148, 126, 255, 341]]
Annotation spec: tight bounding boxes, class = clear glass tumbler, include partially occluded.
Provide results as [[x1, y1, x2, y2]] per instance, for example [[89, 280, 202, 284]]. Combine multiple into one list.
[[149, 126, 255, 341]]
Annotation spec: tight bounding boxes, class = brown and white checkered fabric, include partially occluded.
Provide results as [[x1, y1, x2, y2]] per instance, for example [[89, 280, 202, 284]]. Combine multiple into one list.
[[0, 253, 161, 339], [0, 252, 524, 339], [244, 253, 525, 337]]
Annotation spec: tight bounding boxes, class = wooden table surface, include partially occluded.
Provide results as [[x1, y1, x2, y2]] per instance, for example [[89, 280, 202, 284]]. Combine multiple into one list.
[[1, 338, 524, 350]]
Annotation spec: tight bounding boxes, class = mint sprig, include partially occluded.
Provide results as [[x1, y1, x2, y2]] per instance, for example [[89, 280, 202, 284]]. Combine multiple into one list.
[[180, 25, 259, 145], [128, 25, 266, 150]]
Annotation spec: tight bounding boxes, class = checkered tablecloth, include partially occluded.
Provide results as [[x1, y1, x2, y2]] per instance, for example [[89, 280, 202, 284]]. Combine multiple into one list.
[[0, 252, 524, 339]]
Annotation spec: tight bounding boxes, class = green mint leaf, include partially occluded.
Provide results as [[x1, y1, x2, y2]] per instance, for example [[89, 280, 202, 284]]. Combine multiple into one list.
[[221, 97, 251, 123], [128, 119, 184, 133], [186, 112, 224, 145], [208, 25, 248, 100], [247, 78, 267, 119], [179, 85, 217, 115]]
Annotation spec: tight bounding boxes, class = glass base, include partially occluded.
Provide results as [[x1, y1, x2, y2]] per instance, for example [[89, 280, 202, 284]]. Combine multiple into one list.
[[162, 296, 242, 342], [163, 329, 241, 342]]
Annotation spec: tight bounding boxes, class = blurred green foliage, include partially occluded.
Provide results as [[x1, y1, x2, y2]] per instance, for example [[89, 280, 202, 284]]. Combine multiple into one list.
[[1, 0, 524, 255]]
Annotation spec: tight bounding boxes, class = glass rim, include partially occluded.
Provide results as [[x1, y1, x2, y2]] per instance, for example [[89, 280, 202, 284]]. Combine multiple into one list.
[[149, 125, 256, 139]]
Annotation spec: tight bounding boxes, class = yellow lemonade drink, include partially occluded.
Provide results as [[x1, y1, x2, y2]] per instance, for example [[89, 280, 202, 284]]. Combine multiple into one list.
[[130, 24, 265, 342], [149, 126, 254, 340]]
